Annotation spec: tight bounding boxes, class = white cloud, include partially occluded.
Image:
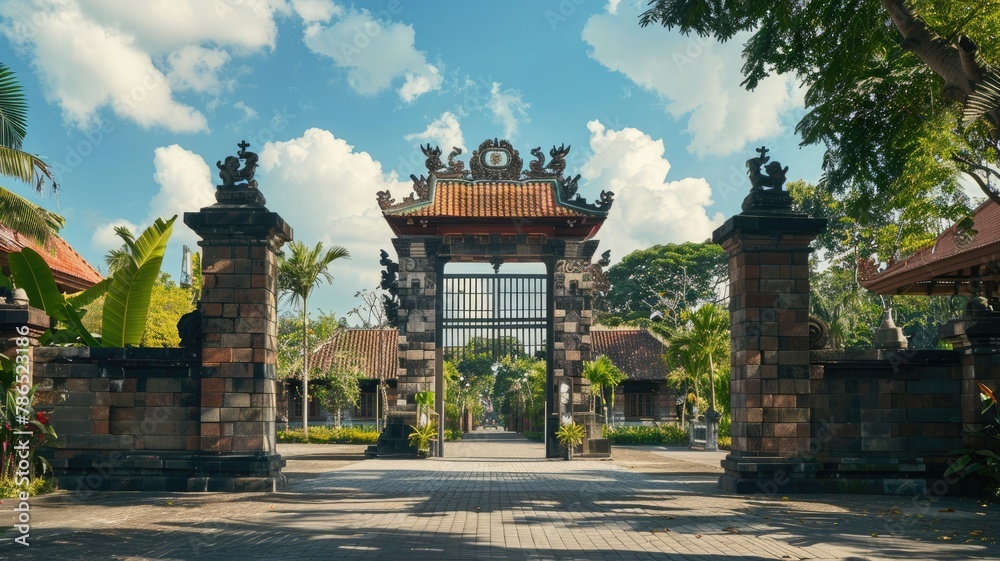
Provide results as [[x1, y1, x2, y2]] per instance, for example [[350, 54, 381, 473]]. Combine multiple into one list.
[[148, 145, 216, 243], [0, 0, 288, 133], [582, 0, 800, 157], [91, 219, 139, 254], [167, 46, 230, 94], [404, 112, 465, 153], [487, 82, 530, 139], [76, 0, 285, 54], [580, 120, 725, 261], [291, 0, 340, 24], [259, 128, 408, 309], [233, 101, 259, 121], [302, 7, 442, 102], [92, 144, 215, 262]]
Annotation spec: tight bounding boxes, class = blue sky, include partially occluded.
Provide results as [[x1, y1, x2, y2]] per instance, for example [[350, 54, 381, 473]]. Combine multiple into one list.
[[0, 0, 828, 321]]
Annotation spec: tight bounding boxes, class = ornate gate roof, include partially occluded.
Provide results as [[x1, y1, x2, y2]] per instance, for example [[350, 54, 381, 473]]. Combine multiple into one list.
[[378, 139, 614, 239]]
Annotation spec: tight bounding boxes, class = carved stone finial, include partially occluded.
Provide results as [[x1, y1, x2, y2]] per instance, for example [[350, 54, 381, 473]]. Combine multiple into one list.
[[409, 174, 429, 200], [421, 144, 445, 174], [526, 143, 572, 179], [597, 250, 611, 268], [217, 140, 259, 189], [213, 140, 264, 205], [746, 145, 788, 191], [376, 190, 395, 210], [559, 174, 581, 200], [596, 190, 615, 210], [470, 138, 523, 180]]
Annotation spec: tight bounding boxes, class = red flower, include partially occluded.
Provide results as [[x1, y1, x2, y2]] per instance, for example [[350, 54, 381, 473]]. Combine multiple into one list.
[[36, 411, 50, 424]]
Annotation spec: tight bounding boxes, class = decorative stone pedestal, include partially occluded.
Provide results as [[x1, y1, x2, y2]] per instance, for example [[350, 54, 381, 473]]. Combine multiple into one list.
[[714, 182, 827, 493]]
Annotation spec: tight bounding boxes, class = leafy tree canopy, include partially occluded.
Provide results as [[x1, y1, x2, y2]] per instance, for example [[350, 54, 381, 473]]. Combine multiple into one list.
[[601, 241, 727, 326], [640, 0, 1000, 261]]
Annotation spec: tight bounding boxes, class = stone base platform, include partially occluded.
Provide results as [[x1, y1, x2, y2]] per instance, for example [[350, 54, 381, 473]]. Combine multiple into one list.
[[43, 450, 286, 492], [719, 453, 982, 496]]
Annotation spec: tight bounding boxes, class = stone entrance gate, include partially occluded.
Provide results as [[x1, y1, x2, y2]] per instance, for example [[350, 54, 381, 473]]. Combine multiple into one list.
[[374, 140, 615, 458]]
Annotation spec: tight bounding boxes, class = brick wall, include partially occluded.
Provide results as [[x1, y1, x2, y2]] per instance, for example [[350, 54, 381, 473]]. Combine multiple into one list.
[[809, 351, 963, 459]]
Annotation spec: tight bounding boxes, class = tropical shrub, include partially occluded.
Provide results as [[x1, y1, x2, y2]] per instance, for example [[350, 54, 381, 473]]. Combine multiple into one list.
[[408, 422, 437, 453], [9, 217, 175, 347], [602, 424, 689, 445], [277, 426, 380, 444], [947, 383, 1000, 494], [1, 356, 58, 495], [555, 422, 586, 450]]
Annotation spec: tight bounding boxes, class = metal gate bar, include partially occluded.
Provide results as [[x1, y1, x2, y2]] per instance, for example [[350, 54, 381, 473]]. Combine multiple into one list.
[[441, 273, 548, 362]]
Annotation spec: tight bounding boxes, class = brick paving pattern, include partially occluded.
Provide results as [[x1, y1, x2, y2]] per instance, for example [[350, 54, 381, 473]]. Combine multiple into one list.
[[4, 432, 998, 560]]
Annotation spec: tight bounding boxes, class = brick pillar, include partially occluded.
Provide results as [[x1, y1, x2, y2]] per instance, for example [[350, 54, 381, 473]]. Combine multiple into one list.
[[184, 178, 292, 456], [549, 240, 598, 458], [713, 189, 826, 492], [391, 237, 442, 413], [373, 236, 442, 456]]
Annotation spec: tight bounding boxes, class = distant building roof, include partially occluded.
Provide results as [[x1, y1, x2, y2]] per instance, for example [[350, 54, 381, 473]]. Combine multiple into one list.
[[861, 199, 1000, 295], [385, 180, 601, 220], [309, 328, 399, 380], [0, 225, 103, 293], [306, 326, 672, 383], [590, 327, 669, 382]]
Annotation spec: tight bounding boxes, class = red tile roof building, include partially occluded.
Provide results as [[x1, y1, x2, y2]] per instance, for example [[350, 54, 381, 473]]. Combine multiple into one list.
[[0, 225, 103, 293], [861, 199, 1000, 295], [308, 328, 399, 380]]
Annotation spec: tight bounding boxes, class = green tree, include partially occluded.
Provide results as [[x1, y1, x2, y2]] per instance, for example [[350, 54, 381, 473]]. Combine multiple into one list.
[[0, 63, 63, 247], [142, 274, 196, 347], [277, 240, 350, 437], [10, 217, 174, 348], [602, 242, 727, 326], [491, 356, 544, 431], [640, 1, 1000, 261], [313, 366, 362, 429], [659, 304, 730, 420], [79, 272, 195, 348], [582, 355, 627, 428], [276, 311, 341, 381]]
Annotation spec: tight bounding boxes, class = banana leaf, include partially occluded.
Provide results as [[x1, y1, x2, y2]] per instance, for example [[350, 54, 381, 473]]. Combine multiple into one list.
[[7, 248, 102, 347], [66, 277, 112, 309], [101, 216, 175, 347]]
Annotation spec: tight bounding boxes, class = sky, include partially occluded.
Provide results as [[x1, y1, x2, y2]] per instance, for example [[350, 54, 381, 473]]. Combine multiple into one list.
[[0, 0, 828, 322]]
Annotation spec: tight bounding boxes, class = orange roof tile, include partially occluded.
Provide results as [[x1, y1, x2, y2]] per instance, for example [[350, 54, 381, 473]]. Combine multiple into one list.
[[590, 327, 669, 382], [387, 180, 599, 219], [0, 225, 103, 293], [308, 328, 399, 380], [861, 199, 1000, 294]]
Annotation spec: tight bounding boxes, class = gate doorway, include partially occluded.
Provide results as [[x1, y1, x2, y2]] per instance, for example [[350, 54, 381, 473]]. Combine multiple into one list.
[[438, 264, 548, 458], [377, 137, 615, 459]]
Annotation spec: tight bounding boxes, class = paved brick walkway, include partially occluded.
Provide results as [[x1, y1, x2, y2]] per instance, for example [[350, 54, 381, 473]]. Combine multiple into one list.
[[3, 433, 998, 560]]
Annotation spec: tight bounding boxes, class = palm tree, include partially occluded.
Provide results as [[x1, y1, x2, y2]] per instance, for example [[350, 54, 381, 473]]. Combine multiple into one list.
[[666, 303, 729, 416], [665, 344, 705, 429], [0, 63, 63, 247], [277, 240, 350, 438], [583, 355, 626, 428]]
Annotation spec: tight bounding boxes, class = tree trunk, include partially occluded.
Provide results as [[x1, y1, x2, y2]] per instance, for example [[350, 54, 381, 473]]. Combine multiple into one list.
[[302, 298, 310, 439], [880, 0, 970, 101]]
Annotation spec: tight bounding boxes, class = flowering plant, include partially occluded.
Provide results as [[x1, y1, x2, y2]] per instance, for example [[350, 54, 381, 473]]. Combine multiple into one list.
[[946, 383, 1000, 492], [1, 354, 58, 484]]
